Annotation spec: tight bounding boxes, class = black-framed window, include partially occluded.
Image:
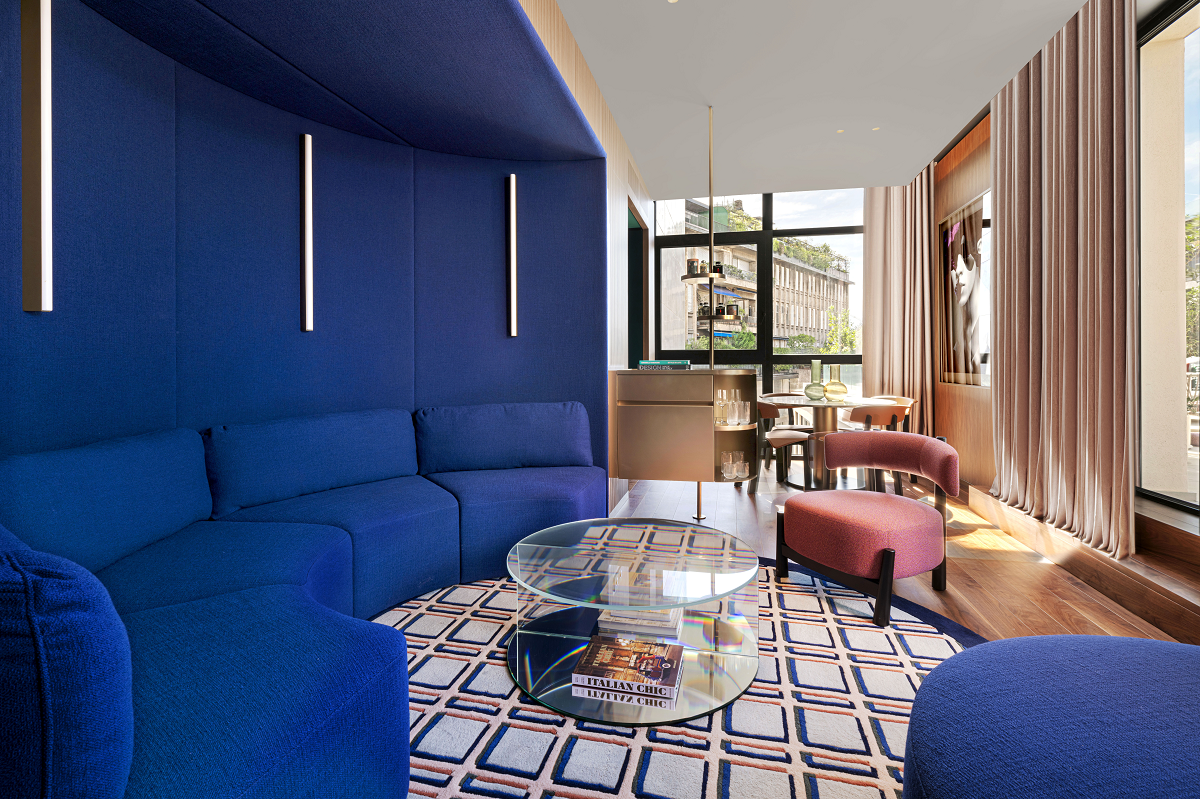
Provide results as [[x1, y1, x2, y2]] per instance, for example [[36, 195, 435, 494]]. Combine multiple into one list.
[[1137, 0, 1200, 511], [654, 190, 864, 394]]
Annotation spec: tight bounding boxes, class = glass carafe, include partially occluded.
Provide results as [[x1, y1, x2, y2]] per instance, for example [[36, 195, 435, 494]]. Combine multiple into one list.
[[824, 364, 848, 402]]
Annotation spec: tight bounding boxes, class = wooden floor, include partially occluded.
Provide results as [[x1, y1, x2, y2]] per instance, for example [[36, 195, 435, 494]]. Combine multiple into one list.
[[612, 471, 1174, 643]]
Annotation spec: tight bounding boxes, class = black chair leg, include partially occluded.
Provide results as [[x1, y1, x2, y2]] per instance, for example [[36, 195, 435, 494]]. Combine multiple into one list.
[[776, 509, 788, 581], [775, 447, 786, 484], [933, 559, 947, 591], [893, 471, 904, 497], [802, 442, 812, 490], [873, 548, 896, 627]]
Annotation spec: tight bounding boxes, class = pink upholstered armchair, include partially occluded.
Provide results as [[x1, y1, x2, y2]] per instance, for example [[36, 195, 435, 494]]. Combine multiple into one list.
[[777, 431, 959, 627]]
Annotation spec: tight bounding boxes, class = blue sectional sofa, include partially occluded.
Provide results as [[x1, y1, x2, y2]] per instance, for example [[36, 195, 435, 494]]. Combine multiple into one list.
[[0, 402, 605, 798]]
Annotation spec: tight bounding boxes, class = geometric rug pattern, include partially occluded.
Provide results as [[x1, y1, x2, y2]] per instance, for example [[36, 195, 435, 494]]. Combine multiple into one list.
[[373, 564, 973, 799]]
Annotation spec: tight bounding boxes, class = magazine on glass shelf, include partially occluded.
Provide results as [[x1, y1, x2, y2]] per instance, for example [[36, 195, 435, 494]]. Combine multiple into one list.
[[571, 635, 684, 699]]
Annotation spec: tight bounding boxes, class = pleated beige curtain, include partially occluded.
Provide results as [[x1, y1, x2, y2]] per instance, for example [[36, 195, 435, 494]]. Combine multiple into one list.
[[991, 0, 1136, 558], [862, 166, 935, 436]]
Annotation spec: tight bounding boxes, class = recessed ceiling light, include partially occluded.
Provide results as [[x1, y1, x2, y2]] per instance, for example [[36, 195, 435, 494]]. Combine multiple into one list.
[[668, 0, 679, 3], [872, 127, 880, 131], [836, 129, 844, 133]]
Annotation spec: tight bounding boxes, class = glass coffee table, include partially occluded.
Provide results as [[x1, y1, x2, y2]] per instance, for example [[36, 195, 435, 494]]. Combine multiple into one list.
[[505, 517, 759, 726]]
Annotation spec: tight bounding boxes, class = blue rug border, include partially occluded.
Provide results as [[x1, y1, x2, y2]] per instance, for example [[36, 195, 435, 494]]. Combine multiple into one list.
[[758, 556, 989, 649]]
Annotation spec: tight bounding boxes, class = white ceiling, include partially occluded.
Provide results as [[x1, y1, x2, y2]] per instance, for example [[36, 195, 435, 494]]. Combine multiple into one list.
[[557, 0, 1090, 199]]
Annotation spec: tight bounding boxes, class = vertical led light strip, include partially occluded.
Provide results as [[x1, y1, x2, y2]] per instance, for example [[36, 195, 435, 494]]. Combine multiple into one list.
[[506, 174, 517, 337], [21, 0, 51, 312], [302, 134, 313, 332]]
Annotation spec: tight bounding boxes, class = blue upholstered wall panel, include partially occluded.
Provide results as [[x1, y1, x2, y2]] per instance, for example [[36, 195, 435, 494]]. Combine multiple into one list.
[[412, 151, 608, 470], [0, 1, 608, 478], [0, 0, 176, 456], [174, 67, 416, 429]]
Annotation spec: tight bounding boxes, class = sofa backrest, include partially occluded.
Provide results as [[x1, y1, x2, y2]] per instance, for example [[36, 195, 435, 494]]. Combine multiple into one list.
[[204, 408, 419, 518], [0, 429, 212, 572], [414, 402, 593, 475]]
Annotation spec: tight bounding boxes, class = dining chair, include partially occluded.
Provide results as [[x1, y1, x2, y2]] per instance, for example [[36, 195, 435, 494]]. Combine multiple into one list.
[[871, 395, 919, 485], [756, 399, 812, 491], [761, 392, 813, 431], [835, 404, 906, 493]]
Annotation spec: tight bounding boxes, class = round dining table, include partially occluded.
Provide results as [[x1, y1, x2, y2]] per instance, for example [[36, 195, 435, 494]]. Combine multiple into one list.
[[765, 396, 895, 489]]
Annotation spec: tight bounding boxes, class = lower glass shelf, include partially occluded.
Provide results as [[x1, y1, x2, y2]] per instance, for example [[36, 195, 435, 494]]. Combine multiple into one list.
[[507, 607, 759, 726]]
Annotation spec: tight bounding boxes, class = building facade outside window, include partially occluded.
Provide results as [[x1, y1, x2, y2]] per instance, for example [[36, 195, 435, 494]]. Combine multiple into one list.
[[655, 190, 864, 396]]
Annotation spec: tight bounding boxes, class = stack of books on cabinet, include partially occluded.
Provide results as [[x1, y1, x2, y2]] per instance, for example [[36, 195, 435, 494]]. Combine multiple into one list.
[[637, 360, 690, 371]]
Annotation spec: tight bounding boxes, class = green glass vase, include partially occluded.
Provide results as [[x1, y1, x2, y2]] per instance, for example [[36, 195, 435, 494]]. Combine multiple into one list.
[[803, 359, 826, 400]]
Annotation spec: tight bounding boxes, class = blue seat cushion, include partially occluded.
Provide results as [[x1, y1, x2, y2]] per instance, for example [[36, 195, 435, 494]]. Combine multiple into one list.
[[96, 521, 353, 616], [414, 402, 593, 474], [424, 466, 607, 582], [222, 476, 459, 618], [120, 586, 409, 799], [204, 408, 420, 518], [904, 635, 1200, 799], [0, 549, 133, 799], [0, 429, 212, 572]]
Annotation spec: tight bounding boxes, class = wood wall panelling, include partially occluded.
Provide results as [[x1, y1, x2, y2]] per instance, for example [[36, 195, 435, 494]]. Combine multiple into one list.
[[932, 114, 995, 488], [934, 382, 997, 487], [935, 113, 991, 223]]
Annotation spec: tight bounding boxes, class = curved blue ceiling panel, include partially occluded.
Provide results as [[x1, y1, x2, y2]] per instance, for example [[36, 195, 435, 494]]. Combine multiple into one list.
[[79, 0, 604, 161]]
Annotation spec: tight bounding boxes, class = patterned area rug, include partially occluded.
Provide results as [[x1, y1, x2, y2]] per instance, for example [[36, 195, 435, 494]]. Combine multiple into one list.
[[374, 563, 985, 799]]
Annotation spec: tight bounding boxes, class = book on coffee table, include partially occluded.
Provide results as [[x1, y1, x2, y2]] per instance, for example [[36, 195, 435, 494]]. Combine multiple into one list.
[[596, 606, 683, 639], [571, 635, 684, 699], [570, 684, 676, 709]]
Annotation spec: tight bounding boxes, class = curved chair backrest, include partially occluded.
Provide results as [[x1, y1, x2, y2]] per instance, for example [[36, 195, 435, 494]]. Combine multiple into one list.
[[758, 400, 781, 420], [823, 431, 959, 496], [871, 395, 915, 410], [846, 403, 907, 428]]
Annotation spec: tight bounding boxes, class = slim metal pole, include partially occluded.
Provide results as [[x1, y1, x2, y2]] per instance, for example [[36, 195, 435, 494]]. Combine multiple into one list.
[[701, 107, 713, 520]]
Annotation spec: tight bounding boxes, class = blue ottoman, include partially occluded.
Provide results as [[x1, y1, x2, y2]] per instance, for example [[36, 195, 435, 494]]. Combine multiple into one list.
[[904, 635, 1200, 798]]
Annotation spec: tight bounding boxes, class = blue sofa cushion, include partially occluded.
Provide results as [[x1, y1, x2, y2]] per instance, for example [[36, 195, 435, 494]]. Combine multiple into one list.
[[0, 429, 212, 572], [0, 549, 133, 799], [414, 402, 593, 474], [96, 521, 353, 616], [425, 465, 606, 582], [204, 409, 420, 518], [223, 476, 460, 618], [903, 635, 1200, 799], [120, 586, 409, 799]]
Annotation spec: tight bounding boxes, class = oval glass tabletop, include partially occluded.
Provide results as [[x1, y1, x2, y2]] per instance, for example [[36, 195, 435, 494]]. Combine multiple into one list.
[[505, 517, 760, 610]]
